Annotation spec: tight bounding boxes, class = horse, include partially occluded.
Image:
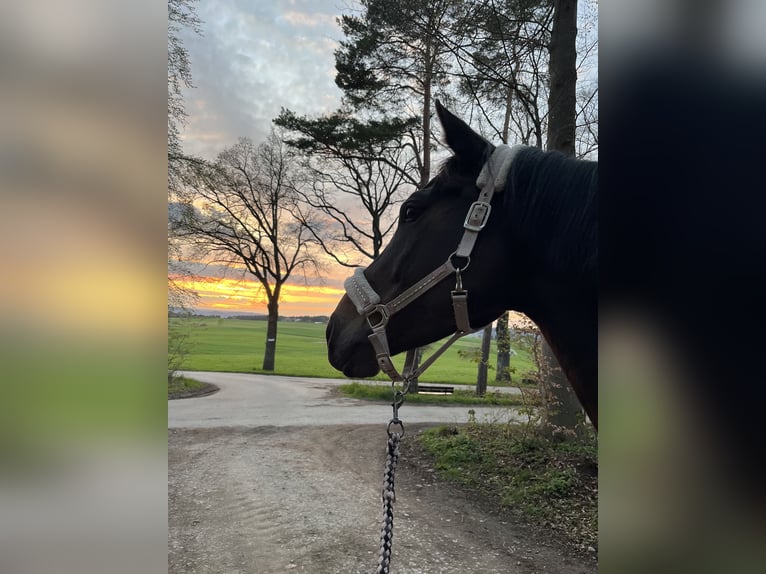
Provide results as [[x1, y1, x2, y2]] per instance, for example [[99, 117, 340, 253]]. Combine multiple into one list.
[[326, 100, 598, 428]]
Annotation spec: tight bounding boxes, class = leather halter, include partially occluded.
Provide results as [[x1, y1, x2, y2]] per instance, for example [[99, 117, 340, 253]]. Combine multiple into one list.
[[343, 144, 527, 383]]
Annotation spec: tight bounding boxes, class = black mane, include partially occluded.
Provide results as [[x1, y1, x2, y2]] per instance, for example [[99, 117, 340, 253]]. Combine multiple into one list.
[[505, 147, 597, 278]]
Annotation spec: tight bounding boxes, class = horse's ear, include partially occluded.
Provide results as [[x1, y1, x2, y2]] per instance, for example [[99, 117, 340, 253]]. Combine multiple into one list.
[[434, 100, 491, 166]]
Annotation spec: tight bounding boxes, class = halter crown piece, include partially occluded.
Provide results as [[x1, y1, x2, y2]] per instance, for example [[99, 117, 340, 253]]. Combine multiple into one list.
[[343, 144, 527, 384]]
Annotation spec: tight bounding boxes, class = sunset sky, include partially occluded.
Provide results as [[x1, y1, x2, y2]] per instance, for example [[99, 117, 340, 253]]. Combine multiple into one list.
[[170, 267, 348, 316], [174, 1, 594, 317], [177, 0, 352, 315], [171, 275, 346, 316]]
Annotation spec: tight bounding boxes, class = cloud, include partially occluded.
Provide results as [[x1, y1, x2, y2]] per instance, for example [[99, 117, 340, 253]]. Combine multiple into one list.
[[280, 10, 337, 27], [179, 0, 344, 160], [173, 0, 362, 314]]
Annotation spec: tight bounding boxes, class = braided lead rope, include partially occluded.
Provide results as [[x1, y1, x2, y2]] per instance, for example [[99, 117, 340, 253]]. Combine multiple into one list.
[[376, 431, 401, 574]]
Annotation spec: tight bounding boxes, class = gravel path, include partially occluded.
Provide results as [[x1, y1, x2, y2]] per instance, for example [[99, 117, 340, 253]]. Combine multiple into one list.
[[169, 371, 523, 429], [168, 372, 596, 573]]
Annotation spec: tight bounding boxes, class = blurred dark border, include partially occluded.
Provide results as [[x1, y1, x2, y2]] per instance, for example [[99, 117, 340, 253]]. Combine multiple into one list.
[[1, 1, 765, 573], [600, 4, 766, 571]]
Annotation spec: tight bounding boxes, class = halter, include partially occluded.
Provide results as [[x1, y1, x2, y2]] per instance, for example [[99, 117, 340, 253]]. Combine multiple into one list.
[[343, 144, 527, 384]]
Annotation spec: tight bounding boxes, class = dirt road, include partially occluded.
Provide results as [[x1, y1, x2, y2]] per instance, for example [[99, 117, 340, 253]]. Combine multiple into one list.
[[169, 422, 596, 573], [169, 371, 522, 429]]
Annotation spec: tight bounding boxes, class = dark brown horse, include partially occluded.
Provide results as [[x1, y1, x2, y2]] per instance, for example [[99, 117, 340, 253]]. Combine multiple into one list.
[[326, 101, 598, 428]]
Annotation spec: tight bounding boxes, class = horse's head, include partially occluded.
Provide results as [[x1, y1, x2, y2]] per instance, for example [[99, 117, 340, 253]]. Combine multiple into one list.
[[327, 102, 518, 378]]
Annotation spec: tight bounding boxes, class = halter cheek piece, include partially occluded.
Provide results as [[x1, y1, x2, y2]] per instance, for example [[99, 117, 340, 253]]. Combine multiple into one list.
[[343, 144, 527, 382]]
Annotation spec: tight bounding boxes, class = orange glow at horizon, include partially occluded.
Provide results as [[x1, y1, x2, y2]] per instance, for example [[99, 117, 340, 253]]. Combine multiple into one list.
[[171, 275, 346, 316], [171, 275, 532, 327]]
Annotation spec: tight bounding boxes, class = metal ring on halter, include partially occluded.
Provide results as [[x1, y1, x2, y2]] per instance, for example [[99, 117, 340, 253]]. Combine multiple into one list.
[[366, 304, 390, 330], [447, 251, 471, 273], [387, 419, 405, 437]]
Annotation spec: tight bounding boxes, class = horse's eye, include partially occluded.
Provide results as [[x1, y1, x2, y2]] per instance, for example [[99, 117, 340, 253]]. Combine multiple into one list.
[[402, 204, 421, 222]]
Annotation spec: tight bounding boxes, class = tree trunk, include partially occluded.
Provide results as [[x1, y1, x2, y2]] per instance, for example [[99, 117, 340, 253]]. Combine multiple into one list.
[[476, 324, 492, 396], [421, 45, 433, 187], [407, 39, 435, 388], [495, 311, 511, 383], [538, 0, 581, 432], [492, 75, 516, 386], [546, 0, 578, 157], [262, 298, 279, 371], [502, 85, 513, 144], [539, 339, 581, 432]]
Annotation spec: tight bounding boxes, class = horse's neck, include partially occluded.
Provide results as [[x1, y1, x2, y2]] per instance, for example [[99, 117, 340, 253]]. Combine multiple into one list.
[[507, 149, 597, 279], [518, 279, 598, 428], [500, 149, 598, 425]]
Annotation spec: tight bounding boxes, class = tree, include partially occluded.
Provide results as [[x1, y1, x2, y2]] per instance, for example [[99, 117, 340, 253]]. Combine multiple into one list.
[[274, 109, 419, 267], [445, 0, 554, 148], [168, 0, 202, 195], [335, 0, 461, 186], [167, 0, 202, 383], [167, 273, 198, 384], [495, 312, 511, 382], [541, 0, 585, 430], [444, 0, 596, 394], [539, 334, 581, 430], [435, 0, 554, 384], [331, 0, 465, 389], [439, 0, 596, 157], [476, 323, 492, 396], [546, 0, 578, 155], [573, 0, 598, 159], [172, 131, 321, 371]]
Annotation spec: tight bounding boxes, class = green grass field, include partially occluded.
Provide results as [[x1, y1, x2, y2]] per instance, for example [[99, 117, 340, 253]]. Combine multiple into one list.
[[173, 317, 537, 386]]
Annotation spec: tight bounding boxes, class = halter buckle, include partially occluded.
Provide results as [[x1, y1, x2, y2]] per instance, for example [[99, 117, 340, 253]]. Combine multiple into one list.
[[464, 201, 492, 231], [366, 304, 390, 330]]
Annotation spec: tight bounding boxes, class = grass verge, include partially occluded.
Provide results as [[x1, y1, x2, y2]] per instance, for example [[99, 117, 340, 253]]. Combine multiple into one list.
[[419, 422, 597, 551], [338, 381, 538, 407], [168, 376, 207, 399], [172, 317, 538, 385]]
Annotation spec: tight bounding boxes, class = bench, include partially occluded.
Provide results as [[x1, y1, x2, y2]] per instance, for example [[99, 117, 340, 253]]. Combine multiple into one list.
[[416, 384, 455, 395]]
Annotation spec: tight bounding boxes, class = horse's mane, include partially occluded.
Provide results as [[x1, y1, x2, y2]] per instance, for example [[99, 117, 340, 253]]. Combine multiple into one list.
[[435, 144, 597, 277], [504, 147, 598, 278]]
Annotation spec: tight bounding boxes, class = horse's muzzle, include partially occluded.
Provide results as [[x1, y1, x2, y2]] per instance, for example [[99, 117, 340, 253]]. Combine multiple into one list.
[[326, 299, 380, 377]]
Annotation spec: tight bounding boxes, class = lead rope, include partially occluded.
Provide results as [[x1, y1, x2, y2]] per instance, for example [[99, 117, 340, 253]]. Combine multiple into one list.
[[376, 385, 407, 573], [376, 429, 401, 573]]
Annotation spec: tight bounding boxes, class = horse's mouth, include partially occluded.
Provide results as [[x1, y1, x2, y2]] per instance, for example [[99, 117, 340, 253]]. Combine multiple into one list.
[[329, 341, 380, 378], [341, 359, 380, 379], [327, 320, 379, 378], [326, 300, 387, 379]]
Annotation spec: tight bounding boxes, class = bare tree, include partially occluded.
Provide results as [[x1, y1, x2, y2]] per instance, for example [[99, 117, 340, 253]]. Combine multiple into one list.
[[172, 130, 321, 371], [573, 0, 598, 159], [575, 83, 598, 159], [167, 0, 203, 384], [168, 0, 202, 195], [442, 0, 553, 146], [275, 109, 419, 267], [300, 149, 415, 267]]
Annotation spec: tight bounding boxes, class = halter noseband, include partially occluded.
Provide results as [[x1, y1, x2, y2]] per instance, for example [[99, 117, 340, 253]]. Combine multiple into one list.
[[343, 144, 527, 383]]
